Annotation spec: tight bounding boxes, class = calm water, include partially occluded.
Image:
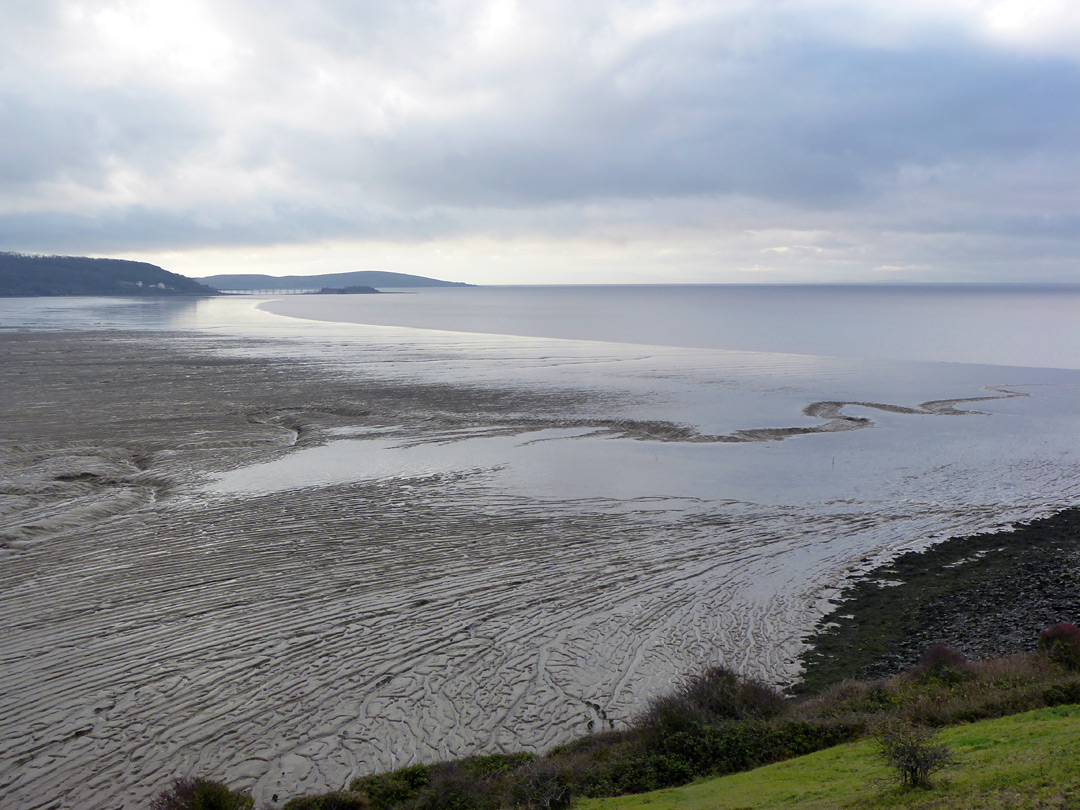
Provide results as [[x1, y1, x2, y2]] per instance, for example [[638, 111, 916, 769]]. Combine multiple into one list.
[[4, 284, 1080, 369], [263, 284, 1080, 370]]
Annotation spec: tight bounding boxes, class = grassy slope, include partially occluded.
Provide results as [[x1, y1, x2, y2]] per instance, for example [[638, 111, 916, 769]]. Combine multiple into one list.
[[582, 705, 1080, 810]]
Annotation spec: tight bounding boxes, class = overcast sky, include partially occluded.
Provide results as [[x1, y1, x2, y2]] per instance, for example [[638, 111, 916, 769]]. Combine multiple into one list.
[[2, 0, 1079, 283]]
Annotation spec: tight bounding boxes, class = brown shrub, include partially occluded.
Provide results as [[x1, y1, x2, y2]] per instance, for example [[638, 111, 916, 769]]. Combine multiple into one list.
[[150, 777, 253, 810], [639, 666, 785, 741], [1038, 623, 1080, 670]]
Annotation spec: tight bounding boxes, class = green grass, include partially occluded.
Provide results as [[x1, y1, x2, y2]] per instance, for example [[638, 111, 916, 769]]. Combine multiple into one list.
[[580, 705, 1080, 810]]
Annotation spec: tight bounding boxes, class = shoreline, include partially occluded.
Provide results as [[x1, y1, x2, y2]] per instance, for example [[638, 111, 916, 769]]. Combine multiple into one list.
[[1, 329, 817, 806], [797, 508, 1080, 693], [3, 326, 1079, 808]]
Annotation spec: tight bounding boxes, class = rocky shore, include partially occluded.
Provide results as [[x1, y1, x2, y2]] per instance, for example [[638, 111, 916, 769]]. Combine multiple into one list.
[[797, 508, 1080, 693]]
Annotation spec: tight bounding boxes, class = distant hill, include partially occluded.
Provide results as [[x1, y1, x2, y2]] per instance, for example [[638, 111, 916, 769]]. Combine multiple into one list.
[[199, 270, 474, 291], [0, 252, 219, 297]]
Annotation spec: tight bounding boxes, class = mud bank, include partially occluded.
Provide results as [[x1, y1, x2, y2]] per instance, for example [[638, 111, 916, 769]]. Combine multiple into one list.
[[0, 331, 831, 808], [3, 327, 1079, 810]]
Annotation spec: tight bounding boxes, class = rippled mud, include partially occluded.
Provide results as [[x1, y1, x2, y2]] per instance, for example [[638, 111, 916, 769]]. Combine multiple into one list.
[[2, 329, 1079, 809]]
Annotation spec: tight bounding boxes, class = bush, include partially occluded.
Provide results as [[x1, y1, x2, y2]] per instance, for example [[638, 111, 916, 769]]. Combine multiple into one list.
[[284, 792, 372, 810], [410, 768, 500, 810], [639, 666, 784, 741], [875, 719, 958, 789], [1043, 680, 1080, 706], [679, 666, 786, 721], [548, 734, 656, 797], [347, 756, 533, 810], [457, 752, 536, 777], [1038, 623, 1080, 670], [766, 719, 857, 759], [911, 644, 972, 685], [508, 759, 572, 810], [351, 764, 431, 810], [150, 777, 253, 810]]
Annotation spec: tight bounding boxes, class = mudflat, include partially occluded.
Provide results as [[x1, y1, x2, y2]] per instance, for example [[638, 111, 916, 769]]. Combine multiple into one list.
[[0, 330, 822, 808], [3, 326, 1078, 810]]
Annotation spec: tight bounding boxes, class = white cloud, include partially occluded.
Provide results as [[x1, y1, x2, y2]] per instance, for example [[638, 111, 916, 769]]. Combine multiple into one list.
[[761, 245, 825, 254], [873, 264, 932, 272]]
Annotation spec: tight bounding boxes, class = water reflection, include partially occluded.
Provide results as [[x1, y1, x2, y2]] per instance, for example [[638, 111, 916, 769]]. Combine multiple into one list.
[[0, 295, 271, 332], [6, 285, 1080, 370], [263, 284, 1080, 369]]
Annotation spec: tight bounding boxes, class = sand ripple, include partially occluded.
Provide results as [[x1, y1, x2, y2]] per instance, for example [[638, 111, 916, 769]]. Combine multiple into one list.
[[2, 330, 1078, 809]]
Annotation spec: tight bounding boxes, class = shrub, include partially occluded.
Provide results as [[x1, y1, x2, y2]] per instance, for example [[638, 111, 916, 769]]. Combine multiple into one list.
[[765, 719, 857, 759], [875, 719, 958, 789], [508, 759, 573, 810], [284, 792, 372, 810], [790, 680, 895, 725], [411, 767, 500, 810], [679, 666, 786, 721], [347, 756, 531, 810], [639, 666, 785, 742], [1037, 623, 1080, 670], [150, 777, 253, 810], [911, 644, 972, 685], [350, 764, 431, 810], [547, 733, 655, 797], [1043, 680, 1080, 706], [458, 752, 536, 777]]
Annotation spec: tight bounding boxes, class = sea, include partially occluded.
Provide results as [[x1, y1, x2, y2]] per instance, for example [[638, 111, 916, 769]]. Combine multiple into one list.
[[3, 283, 1080, 807], [5, 283, 1080, 368], [5, 283, 1080, 510]]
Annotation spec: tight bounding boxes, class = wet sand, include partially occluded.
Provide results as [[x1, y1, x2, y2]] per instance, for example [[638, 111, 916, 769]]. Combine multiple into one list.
[[3, 327, 1079, 809], [0, 330, 816, 808]]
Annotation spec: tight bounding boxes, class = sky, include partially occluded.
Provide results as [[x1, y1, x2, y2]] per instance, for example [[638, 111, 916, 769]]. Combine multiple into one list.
[[2, 0, 1079, 285]]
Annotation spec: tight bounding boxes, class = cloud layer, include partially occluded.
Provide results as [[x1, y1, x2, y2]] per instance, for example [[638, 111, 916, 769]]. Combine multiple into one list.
[[2, 0, 1079, 282]]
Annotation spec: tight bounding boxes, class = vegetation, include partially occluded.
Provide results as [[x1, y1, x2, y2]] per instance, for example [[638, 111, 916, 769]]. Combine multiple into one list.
[[155, 634, 1080, 809], [296, 645, 1079, 810], [199, 270, 473, 291], [1038, 622, 1080, 670], [873, 719, 958, 789], [345, 754, 538, 810], [581, 705, 1080, 810], [0, 251, 217, 296], [150, 776, 254, 810], [283, 792, 373, 810]]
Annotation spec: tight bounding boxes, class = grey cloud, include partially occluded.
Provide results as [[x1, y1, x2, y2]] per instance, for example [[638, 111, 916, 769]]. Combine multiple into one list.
[[0, 199, 456, 254], [0, 96, 101, 185], [262, 15, 1080, 214], [1, 0, 1078, 279], [0, 8, 216, 190], [0, 85, 213, 188]]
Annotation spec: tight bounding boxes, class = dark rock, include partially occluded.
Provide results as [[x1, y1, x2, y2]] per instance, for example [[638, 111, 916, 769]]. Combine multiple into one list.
[[795, 508, 1080, 694]]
